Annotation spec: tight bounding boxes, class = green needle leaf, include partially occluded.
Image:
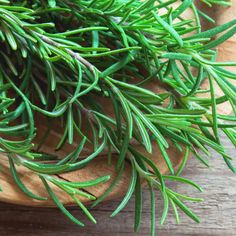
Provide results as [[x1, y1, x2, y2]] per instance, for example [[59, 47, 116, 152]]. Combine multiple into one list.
[[169, 192, 200, 223], [8, 156, 47, 201], [40, 176, 85, 226], [152, 11, 183, 47], [133, 115, 152, 153], [134, 175, 142, 232], [71, 196, 97, 224], [163, 175, 203, 192], [111, 161, 137, 217], [67, 104, 74, 144], [48, 0, 56, 8], [149, 183, 156, 236]]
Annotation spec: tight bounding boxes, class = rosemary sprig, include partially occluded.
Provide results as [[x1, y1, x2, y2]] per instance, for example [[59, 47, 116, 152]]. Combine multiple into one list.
[[0, 0, 236, 235]]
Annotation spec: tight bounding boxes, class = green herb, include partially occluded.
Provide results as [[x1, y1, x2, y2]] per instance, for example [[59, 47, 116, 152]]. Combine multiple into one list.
[[0, 0, 235, 234]]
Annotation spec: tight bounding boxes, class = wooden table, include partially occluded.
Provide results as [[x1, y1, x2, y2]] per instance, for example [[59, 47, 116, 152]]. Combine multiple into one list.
[[0, 135, 235, 236]]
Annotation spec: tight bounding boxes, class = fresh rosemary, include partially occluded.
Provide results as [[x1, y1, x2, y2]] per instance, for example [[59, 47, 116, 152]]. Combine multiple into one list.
[[0, 0, 236, 235]]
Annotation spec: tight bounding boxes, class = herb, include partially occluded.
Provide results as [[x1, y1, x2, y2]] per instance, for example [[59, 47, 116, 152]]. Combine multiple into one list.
[[0, 0, 235, 235]]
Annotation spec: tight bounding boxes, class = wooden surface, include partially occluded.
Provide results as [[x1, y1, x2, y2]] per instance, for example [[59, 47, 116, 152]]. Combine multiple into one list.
[[0, 134, 235, 236], [1, 0, 236, 207]]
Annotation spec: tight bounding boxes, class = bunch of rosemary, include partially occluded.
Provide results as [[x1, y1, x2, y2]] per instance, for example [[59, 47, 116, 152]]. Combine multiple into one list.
[[0, 0, 236, 235]]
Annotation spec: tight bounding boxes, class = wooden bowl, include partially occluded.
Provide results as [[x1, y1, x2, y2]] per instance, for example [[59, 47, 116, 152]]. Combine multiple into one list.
[[0, 1, 235, 207]]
